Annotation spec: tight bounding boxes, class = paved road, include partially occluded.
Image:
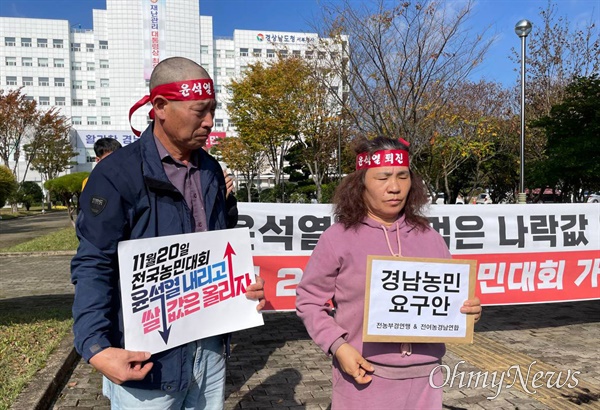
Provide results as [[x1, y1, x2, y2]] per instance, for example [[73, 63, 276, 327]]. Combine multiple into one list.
[[1, 253, 599, 409], [0, 211, 72, 249]]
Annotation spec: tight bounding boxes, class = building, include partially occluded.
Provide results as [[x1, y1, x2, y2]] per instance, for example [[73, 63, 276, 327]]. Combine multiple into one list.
[[0, 0, 345, 188]]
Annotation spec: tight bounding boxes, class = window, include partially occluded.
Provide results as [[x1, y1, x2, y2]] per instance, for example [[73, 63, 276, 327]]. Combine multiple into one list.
[[215, 50, 221, 58], [99, 60, 109, 69], [87, 62, 95, 71], [101, 97, 110, 106], [88, 99, 96, 106], [25, 96, 34, 102], [240, 66, 248, 73], [201, 45, 209, 55], [39, 96, 50, 106], [267, 49, 275, 58], [101, 116, 111, 125], [225, 68, 235, 76], [87, 116, 97, 125], [216, 102, 223, 109], [21, 37, 32, 47], [253, 48, 262, 57], [6, 76, 17, 86], [72, 99, 83, 106], [53, 39, 63, 48], [278, 50, 288, 58], [215, 85, 222, 93], [37, 38, 48, 48], [293, 50, 301, 57], [22, 76, 33, 86], [305, 50, 314, 59], [225, 50, 235, 58], [72, 116, 82, 125], [87, 81, 95, 89], [215, 119, 223, 128], [100, 78, 109, 88], [5, 57, 16, 66], [99, 40, 108, 49], [86, 43, 94, 52], [240, 48, 249, 57], [54, 77, 65, 87], [72, 80, 82, 89], [318, 51, 326, 59], [22, 57, 33, 67], [54, 59, 65, 68], [5, 37, 16, 46], [38, 77, 49, 86], [38, 58, 48, 67], [72, 62, 82, 71], [55, 97, 66, 106], [71, 43, 81, 52]]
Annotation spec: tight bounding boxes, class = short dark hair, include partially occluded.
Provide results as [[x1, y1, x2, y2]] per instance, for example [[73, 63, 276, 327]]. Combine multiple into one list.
[[333, 136, 429, 230], [94, 138, 122, 158]]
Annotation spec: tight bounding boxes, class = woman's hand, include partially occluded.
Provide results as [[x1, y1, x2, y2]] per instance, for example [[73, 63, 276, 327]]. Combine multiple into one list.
[[334, 343, 375, 384], [460, 296, 482, 323]]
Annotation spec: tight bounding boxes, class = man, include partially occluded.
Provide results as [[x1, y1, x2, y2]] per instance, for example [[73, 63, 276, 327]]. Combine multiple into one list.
[[71, 57, 264, 409], [81, 138, 122, 190]]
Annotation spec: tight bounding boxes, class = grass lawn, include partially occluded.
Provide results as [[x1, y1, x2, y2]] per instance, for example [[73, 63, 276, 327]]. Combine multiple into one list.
[[0, 300, 73, 410], [0, 227, 78, 253], [0, 225, 77, 410]]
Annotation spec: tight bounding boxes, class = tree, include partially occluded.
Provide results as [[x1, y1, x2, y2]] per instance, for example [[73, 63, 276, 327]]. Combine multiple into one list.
[[0, 88, 39, 174], [14, 181, 44, 211], [216, 136, 265, 202], [24, 110, 75, 182], [0, 165, 17, 208], [531, 75, 600, 202], [228, 59, 308, 195], [510, 2, 600, 168], [317, 0, 493, 170], [45, 172, 89, 225]]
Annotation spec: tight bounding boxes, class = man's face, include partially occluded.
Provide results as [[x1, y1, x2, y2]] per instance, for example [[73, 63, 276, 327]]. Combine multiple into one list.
[[160, 98, 216, 152]]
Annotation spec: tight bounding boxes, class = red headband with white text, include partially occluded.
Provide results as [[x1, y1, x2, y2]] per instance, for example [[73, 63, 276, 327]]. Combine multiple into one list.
[[356, 149, 410, 170], [128, 78, 215, 136]]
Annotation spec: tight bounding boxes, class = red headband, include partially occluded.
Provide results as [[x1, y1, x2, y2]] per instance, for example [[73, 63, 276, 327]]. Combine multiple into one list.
[[128, 78, 215, 136], [356, 149, 410, 170]]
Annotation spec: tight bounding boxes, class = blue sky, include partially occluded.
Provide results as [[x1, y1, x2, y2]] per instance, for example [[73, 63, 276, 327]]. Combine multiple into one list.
[[1, 0, 597, 85]]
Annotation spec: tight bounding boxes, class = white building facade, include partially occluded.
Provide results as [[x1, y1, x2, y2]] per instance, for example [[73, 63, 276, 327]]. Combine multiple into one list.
[[0, 0, 345, 185]]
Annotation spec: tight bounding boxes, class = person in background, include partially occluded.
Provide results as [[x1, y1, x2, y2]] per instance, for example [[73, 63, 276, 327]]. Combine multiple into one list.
[[296, 136, 482, 410], [81, 138, 122, 190], [71, 56, 264, 409]]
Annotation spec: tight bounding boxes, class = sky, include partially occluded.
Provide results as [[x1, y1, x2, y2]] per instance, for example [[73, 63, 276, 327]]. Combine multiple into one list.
[[1, 0, 597, 85]]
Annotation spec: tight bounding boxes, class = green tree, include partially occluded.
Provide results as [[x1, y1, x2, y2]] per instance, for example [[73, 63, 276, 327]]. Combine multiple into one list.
[[24, 109, 75, 182], [15, 181, 43, 211], [215, 136, 265, 203], [0, 88, 39, 174], [45, 172, 89, 225], [531, 75, 600, 202], [0, 165, 17, 208]]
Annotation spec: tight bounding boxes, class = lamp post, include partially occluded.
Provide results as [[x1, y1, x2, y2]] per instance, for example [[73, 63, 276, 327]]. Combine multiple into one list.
[[515, 19, 532, 204]]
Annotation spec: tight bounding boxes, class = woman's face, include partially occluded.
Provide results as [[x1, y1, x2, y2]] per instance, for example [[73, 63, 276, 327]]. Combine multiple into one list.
[[363, 166, 411, 225]]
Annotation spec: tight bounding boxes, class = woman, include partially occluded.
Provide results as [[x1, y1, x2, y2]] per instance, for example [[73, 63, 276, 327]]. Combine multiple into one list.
[[296, 136, 482, 409]]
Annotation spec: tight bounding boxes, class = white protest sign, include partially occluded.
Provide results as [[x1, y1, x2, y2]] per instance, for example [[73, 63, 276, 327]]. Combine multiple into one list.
[[118, 227, 264, 354], [364, 256, 476, 344]]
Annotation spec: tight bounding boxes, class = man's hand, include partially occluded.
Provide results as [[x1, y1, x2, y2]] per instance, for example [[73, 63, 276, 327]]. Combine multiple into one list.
[[460, 296, 482, 323], [223, 170, 234, 199], [89, 347, 153, 385], [246, 275, 266, 311], [334, 343, 375, 384]]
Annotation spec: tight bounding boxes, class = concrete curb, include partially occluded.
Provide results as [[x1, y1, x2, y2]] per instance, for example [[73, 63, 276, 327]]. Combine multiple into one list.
[[0, 251, 76, 258], [10, 333, 80, 410]]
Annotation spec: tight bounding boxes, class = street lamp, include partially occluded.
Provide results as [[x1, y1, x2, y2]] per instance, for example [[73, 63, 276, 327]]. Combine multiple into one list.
[[515, 19, 532, 204]]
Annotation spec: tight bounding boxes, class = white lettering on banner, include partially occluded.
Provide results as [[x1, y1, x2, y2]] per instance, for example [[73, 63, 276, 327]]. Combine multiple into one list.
[[78, 130, 139, 148], [478, 260, 571, 294], [276, 268, 302, 297], [575, 259, 600, 287]]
